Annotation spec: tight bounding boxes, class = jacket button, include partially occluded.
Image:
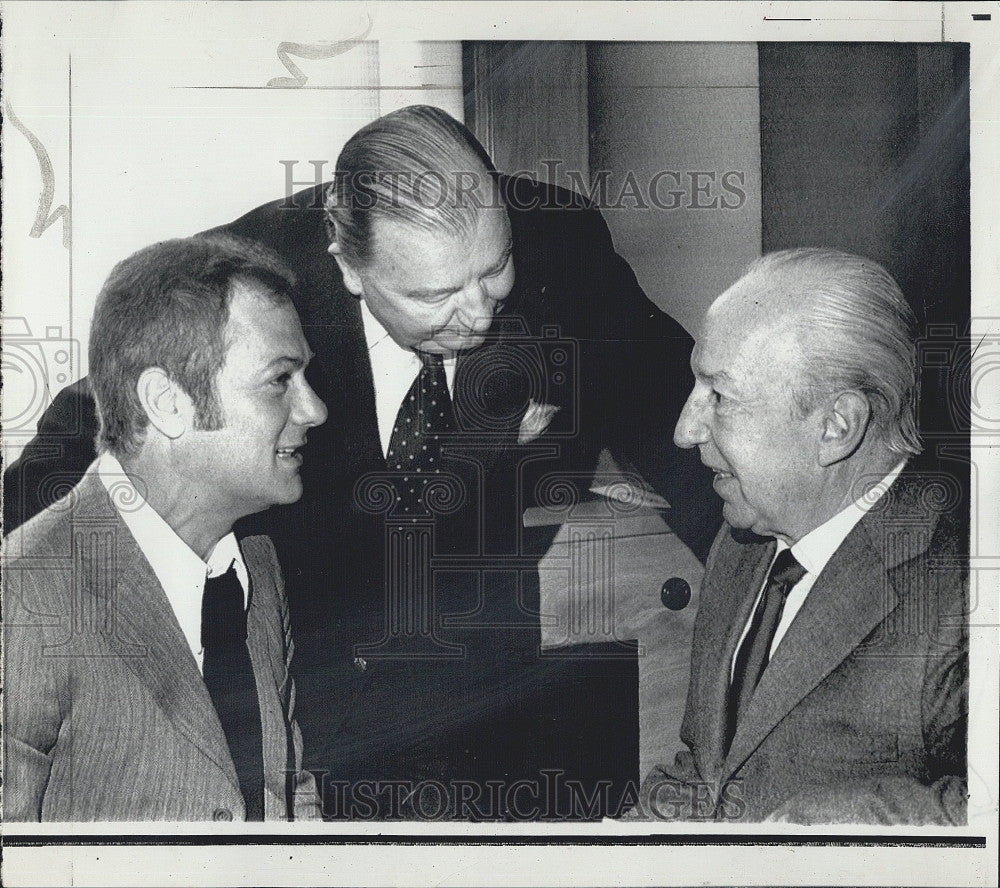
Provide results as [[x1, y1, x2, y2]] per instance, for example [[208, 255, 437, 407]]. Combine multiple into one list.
[[660, 577, 691, 611], [354, 656, 367, 672], [212, 807, 233, 822]]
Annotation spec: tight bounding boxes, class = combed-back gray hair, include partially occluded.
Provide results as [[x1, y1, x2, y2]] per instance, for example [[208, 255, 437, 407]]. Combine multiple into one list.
[[324, 105, 498, 266], [742, 247, 921, 458]]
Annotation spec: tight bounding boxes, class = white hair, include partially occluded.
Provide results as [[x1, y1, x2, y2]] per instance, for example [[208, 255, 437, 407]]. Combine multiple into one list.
[[741, 248, 921, 458]]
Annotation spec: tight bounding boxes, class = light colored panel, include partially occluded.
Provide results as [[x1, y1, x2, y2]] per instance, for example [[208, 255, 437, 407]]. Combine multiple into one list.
[[588, 42, 762, 335]]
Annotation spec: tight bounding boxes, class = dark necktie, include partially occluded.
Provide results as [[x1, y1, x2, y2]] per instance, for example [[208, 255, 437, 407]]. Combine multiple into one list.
[[201, 565, 265, 820], [386, 352, 455, 516], [725, 548, 807, 753]]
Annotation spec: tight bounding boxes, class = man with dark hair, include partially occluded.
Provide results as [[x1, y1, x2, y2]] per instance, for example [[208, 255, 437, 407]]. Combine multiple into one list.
[[635, 249, 967, 824], [3, 236, 327, 820], [4, 106, 719, 819]]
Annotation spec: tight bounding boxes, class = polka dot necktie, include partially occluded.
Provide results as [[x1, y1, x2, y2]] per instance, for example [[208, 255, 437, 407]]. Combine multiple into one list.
[[386, 352, 455, 517]]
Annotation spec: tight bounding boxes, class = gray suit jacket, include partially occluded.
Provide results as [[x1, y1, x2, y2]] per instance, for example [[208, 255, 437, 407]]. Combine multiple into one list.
[[641, 472, 967, 824], [3, 465, 320, 821]]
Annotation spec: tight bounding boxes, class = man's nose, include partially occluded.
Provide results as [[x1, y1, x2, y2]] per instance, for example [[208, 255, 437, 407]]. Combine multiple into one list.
[[455, 282, 496, 332], [673, 390, 708, 449], [295, 379, 328, 429]]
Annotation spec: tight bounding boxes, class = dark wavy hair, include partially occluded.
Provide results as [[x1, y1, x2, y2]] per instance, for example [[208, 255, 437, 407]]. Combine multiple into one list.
[[89, 234, 297, 456]]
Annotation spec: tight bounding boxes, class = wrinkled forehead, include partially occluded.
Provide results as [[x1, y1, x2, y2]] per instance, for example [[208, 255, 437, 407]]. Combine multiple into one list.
[[370, 204, 511, 262], [697, 279, 805, 379]]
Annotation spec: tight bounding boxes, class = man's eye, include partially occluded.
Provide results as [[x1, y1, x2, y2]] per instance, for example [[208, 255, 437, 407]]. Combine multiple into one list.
[[271, 373, 291, 389], [711, 389, 725, 404], [486, 256, 511, 278]]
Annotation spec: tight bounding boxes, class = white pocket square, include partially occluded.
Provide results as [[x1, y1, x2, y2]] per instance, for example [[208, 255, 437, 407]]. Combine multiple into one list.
[[518, 400, 560, 444]]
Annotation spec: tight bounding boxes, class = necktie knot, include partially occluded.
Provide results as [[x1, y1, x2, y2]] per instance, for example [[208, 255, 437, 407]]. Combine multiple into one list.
[[201, 565, 247, 650], [769, 548, 807, 592], [419, 351, 443, 370]]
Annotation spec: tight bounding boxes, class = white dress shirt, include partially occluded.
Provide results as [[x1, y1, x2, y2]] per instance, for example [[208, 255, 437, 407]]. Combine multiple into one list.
[[97, 452, 249, 674], [361, 300, 457, 458], [731, 462, 906, 678]]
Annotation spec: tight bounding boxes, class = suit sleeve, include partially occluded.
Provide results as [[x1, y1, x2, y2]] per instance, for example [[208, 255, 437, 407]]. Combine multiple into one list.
[[765, 776, 967, 826], [912, 567, 969, 826], [2, 565, 64, 821], [3, 379, 99, 532], [767, 561, 969, 827]]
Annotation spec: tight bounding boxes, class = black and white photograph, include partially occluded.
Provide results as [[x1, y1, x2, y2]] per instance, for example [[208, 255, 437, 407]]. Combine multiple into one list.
[[1, 1, 996, 885]]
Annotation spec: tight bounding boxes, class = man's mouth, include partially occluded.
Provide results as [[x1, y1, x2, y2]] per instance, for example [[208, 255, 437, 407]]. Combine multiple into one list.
[[430, 322, 492, 346], [276, 445, 303, 461]]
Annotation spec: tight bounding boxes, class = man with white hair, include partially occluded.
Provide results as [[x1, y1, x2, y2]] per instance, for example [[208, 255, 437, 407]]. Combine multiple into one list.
[[636, 248, 967, 824]]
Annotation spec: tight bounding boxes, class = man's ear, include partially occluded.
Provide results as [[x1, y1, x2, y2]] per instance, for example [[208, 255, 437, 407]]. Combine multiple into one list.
[[136, 368, 193, 440], [327, 238, 364, 297], [818, 390, 872, 466]]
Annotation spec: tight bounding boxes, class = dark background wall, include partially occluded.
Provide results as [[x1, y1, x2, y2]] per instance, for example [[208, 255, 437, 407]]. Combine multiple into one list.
[[757, 42, 971, 479]]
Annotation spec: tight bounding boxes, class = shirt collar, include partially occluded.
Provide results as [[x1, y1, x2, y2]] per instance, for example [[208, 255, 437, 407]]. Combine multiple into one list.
[[790, 460, 906, 576], [360, 299, 457, 375], [96, 452, 249, 660], [360, 297, 401, 353]]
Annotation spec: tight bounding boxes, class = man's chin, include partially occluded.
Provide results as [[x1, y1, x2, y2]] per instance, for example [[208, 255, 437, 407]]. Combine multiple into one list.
[[721, 500, 754, 531], [270, 479, 304, 507]]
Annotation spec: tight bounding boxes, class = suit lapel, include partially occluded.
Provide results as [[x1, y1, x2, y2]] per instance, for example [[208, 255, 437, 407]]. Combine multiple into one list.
[[240, 537, 289, 814], [71, 471, 240, 788], [241, 537, 284, 693], [332, 289, 384, 471], [723, 474, 936, 777]]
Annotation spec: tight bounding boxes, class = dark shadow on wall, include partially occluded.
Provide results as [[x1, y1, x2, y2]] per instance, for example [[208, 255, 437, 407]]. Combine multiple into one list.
[[758, 42, 971, 505]]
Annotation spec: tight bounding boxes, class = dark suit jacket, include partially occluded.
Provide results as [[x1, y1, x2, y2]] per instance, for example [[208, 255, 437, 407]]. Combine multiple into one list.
[[3, 465, 319, 821], [3, 176, 719, 818], [640, 472, 967, 824]]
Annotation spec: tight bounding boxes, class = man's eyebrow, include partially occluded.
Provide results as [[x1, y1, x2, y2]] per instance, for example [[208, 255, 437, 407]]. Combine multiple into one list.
[[691, 351, 738, 388], [408, 283, 457, 300], [407, 239, 513, 300], [704, 368, 737, 387], [263, 353, 308, 371]]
